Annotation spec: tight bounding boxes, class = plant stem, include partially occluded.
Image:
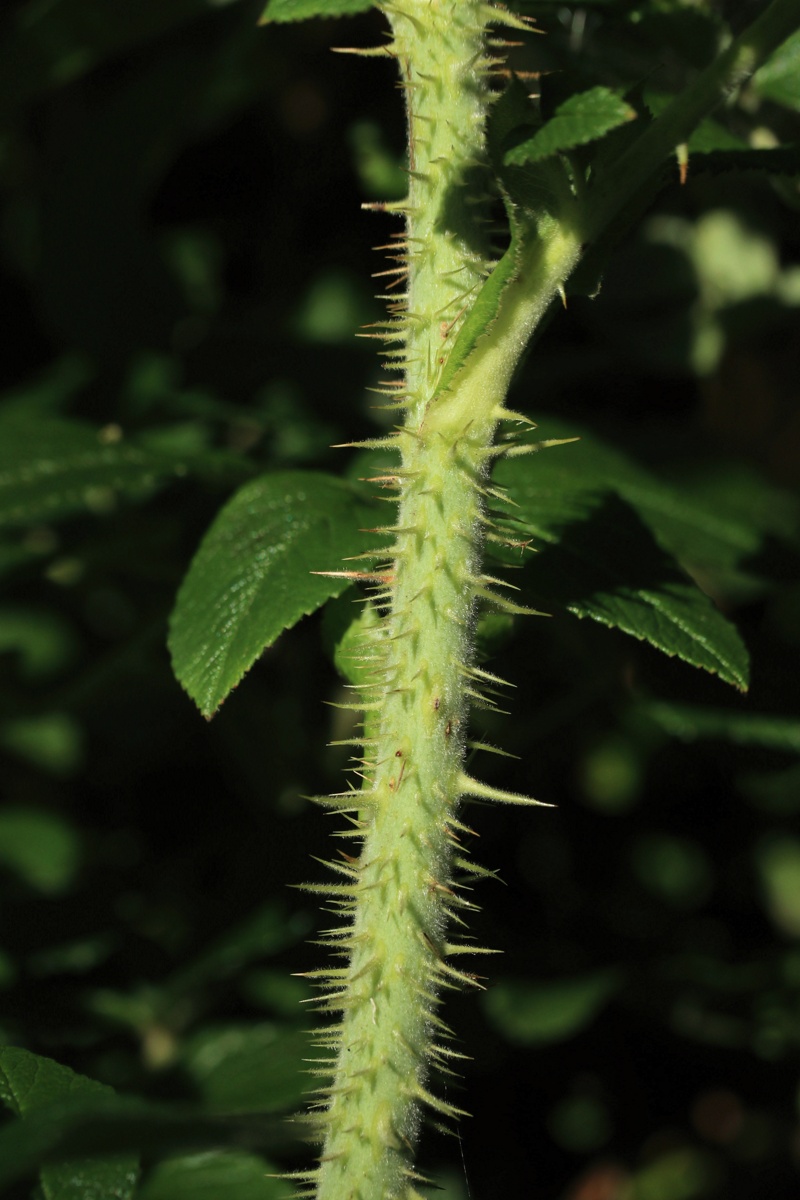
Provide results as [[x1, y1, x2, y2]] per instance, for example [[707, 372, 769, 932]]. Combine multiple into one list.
[[305, 2, 800, 1198], [309, 6, 523, 1200]]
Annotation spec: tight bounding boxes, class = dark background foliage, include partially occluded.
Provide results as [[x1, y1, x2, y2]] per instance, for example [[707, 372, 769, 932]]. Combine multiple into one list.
[[0, 1, 799, 1197]]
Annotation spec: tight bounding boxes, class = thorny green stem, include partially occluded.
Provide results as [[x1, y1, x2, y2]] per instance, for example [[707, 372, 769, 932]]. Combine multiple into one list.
[[300, 3, 800, 1199], [309, 9, 532, 1200]]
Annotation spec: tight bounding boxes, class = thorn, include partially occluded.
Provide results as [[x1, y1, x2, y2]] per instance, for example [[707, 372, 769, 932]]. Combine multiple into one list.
[[331, 44, 395, 58], [458, 772, 555, 808], [310, 570, 395, 583], [466, 740, 520, 760], [361, 200, 411, 213]]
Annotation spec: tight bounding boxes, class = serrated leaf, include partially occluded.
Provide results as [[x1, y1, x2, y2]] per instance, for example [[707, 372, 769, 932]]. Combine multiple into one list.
[[491, 75, 576, 219], [753, 28, 800, 111], [484, 971, 620, 1045], [168, 471, 379, 717], [260, 0, 375, 23], [507, 486, 749, 689], [497, 418, 800, 581], [494, 429, 766, 689], [0, 416, 247, 529], [0, 1047, 139, 1200], [0, 1047, 114, 1124], [504, 87, 636, 166]]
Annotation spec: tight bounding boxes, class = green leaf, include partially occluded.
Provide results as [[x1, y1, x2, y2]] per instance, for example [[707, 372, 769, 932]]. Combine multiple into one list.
[[483, 971, 620, 1045], [260, 0, 375, 23], [0, 949, 16, 990], [139, 1151, 284, 1200], [503, 87, 636, 166], [0, 1047, 139, 1200], [629, 1149, 720, 1200], [630, 834, 711, 907], [644, 92, 800, 176], [325, 594, 382, 690], [643, 93, 743, 154], [168, 471, 379, 718], [0, 416, 247, 529], [181, 1024, 309, 1113], [0, 608, 76, 679], [495, 461, 750, 690], [435, 79, 572, 402], [497, 419, 800, 583], [0, 807, 82, 894], [434, 247, 520, 401], [643, 703, 800, 752], [757, 835, 800, 937], [1, 713, 84, 777], [0, 1093, 294, 1193], [753, 28, 800, 111], [166, 902, 305, 998]]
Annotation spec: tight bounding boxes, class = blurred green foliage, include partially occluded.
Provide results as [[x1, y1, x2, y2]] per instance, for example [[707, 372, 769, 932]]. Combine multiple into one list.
[[0, 0, 799, 1198]]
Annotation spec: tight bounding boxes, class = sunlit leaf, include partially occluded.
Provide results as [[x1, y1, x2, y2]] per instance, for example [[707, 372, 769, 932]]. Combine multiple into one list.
[[168, 471, 379, 717], [503, 87, 636, 166]]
